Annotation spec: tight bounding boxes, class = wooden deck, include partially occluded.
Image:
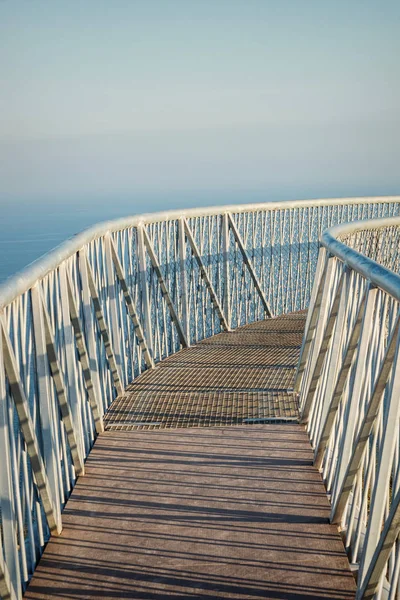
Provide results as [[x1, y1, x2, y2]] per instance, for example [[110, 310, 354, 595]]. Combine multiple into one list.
[[25, 313, 356, 599]]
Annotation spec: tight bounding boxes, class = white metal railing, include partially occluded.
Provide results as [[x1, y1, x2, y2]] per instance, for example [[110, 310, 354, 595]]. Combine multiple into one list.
[[0, 196, 399, 599], [297, 215, 400, 599]]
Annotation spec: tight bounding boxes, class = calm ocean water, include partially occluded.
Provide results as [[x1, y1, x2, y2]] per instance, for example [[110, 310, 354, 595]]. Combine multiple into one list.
[[2, 187, 394, 285], [0, 192, 278, 284]]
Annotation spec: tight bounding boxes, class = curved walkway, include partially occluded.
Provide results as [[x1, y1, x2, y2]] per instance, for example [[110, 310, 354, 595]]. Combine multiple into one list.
[[25, 313, 356, 599]]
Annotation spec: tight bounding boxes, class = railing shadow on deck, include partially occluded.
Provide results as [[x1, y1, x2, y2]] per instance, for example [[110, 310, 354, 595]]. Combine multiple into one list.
[[0, 196, 399, 598]]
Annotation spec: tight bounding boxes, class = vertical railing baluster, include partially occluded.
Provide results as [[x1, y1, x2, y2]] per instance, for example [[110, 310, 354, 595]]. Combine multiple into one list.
[[137, 224, 153, 358], [0, 336, 21, 599], [178, 218, 190, 345], [30, 284, 62, 528], [1, 315, 61, 535], [79, 248, 104, 413], [222, 212, 230, 329], [105, 234, 125, 386], [58, 264, 86, 466]]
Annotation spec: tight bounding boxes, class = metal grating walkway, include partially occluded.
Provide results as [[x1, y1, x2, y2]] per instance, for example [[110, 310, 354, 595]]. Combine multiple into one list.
[[104, 311, 306, 430]]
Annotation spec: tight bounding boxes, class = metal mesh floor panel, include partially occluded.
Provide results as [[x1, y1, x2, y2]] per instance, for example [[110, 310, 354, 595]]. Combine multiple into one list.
[[105, 311, 306, 430]]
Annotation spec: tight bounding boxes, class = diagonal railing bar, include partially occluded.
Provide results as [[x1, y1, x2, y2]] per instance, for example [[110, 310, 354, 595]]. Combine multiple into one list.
[[0, 315, 61, 534], [84, 253, 124, 396], [108, 234, 154, 369], [38, 285, 86, 474], [357, 316, 400, 589], [331, 286, 379, 520], [313, 285, 369, 469], [294, 250, 329, 393], [104, 236, 124, 385], [78, 249, 104, 417], [183, 218, 230, 332], [294, 247, 326, 391], [358, 485, 400, 600], [141, 224, 188, 348], [227, 212, 273, 318], [137, 225, 154, 357], [178, 218, 190, 343], [58, 263, 86, 463], [0, 535, 16, 600], [0, 339, 21, 600], [30, 285, 62, 528], [178, 218, 190, 344], [331, 310, 400, 525], [222, 213, 231, 330], [300, 264, 345, 423], [330, 287, 379, 507], [65, 270, 105, 434], [309, 266, 351, 445], [299, 256, 336, 420]]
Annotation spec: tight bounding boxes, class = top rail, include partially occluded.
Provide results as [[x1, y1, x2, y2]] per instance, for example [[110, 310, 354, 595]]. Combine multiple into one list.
[[1, 195, 399, 309], [321, 216, 400, 302]]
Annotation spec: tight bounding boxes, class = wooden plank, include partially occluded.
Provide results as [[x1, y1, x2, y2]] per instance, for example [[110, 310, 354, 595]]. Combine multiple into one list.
[[25, 424, 356, 599]]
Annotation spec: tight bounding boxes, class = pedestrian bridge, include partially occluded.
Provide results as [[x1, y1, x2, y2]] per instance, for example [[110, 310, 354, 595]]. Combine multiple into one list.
[[1, 197, 400, 599]]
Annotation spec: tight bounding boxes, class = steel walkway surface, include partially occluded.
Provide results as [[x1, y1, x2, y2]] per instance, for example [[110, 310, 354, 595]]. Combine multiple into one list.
[[104, 312, 305, 431], [25, 313, 356, 599]]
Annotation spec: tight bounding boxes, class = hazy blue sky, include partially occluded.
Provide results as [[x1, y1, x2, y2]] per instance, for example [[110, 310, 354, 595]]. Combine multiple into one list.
[[1, 0, 399, 206]]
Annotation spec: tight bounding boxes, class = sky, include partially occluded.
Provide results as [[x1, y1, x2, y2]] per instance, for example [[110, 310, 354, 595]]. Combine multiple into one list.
[[0, 0, 399, 209]]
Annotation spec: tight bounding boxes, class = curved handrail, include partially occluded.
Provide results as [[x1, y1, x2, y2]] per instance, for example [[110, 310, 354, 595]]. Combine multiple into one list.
[[321, 216, 400, 302], [299, 214, 400, 600], [0, 195, 398, 309]]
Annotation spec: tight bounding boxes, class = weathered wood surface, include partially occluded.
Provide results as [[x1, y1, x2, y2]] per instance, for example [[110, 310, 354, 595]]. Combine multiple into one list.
[[25, 313, 356, 599], [25, 426, 355, 599]]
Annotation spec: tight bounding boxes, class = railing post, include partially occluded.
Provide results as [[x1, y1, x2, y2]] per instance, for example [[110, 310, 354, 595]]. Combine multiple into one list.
[[300, 264, 345, 424], [183, 218, 230, 332], [0, 315, 61, 535], [30, 284, 62, 528], [330, 286, 378, 510], [65, 271, 105, 435], [315, 266, 350, 433], [227, 212, 272, 318], [357, 322, 400, 594], [357, 484, 400, 599], [299, 255, 335, 421], [313, 285, 368, 469], [222, 213, 230, 329], [0, 333, 21, 600], [331, 311, 400, 526], [84, 255, 123, 397], [58, 263, 86, 464], [0, 535, 17, 600], [108, 235, 154, 369], [78, 248, 104, 414], [104, 234, 124, 386], [178, 218, 190, 345], [137, 225, 153, 359], [294, 247, 327, 392], [141, 225, 188, 348], [39, 286, 87, 471]]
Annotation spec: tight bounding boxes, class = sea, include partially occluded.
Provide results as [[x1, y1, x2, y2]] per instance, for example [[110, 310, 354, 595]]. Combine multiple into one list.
[[0, 191, 277, 284], [1, 187, 394, 286]]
